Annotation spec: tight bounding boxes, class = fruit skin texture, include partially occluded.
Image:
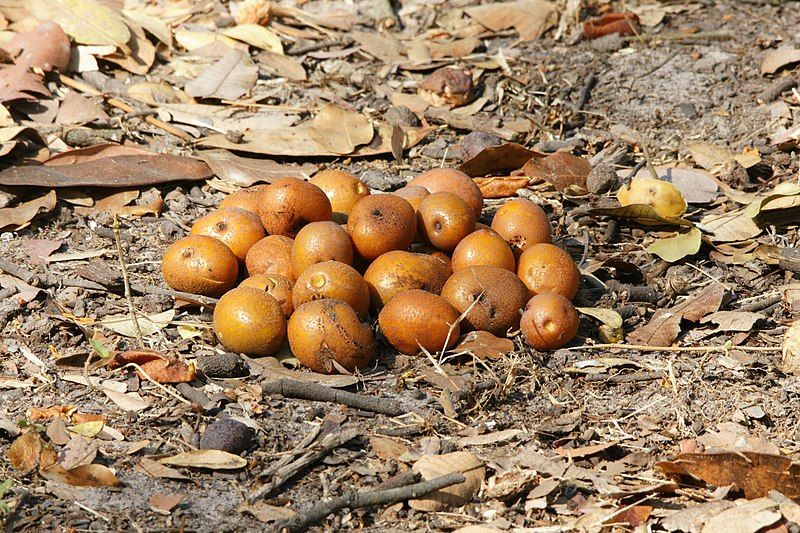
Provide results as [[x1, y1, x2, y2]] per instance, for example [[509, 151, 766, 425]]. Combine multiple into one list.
[[293, 261, 370, 320], [363, 250, 450, 311], [490, 198, 552, 257], [162, 235, 238, 298], [239, 274, 294, 318], [441, 266, 529, 335], [393, 186, 430, 212], [517, 243, 580, 300], [520, 293, 579, 351], [451, 229, 515, 272], [190, 207, 265, 263], [288, 299, 374, 374], [219, 185, 267, 215], [617, 176, 687, 220], [213, 287, 287, 357], [259, 177, 332, 237], [245, 235, 295, 280], [407, 168, 484, 218], [347, 194, 416, 261], [379, 290, 460, 355], [291, 221, 353, 278], [309, 169, 370, 221], [417, 192, 477, 252]]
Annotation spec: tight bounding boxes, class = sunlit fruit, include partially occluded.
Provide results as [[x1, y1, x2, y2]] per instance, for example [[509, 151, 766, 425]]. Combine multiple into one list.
[[393, 186, 430, 212], [441, 266, 529, 335], [259, 178, 332, 237], [417, 192, 477, 252], [490, 198, 552, 257], [379, 290, 460, 355], [309, 169, 370, 222], [239, 274, 294, 318], [219, 185, 267, 215], [363, 250, 450, 310], [347, 194, 416, 261], [407, 168, 484, 217], [451, 229, 515, 272], [409, 243, 453, 276], [213, 287, 287, 356], [245, 235, 295, 280], [189, 207, 265, 263], [517, 243, 580, 300], [520, 292, 579, 351], [291, 221, 353, 278], [162, 235, 238, 298], [288, 299, 374, 374], [293, 261, 370, 320], [617, 176, 687, 220]]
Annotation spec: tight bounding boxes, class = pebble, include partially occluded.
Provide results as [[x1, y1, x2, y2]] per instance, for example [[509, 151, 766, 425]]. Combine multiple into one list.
[[199, 419, 254, 455]]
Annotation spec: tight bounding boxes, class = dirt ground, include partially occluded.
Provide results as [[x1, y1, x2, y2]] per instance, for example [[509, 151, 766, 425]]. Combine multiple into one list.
[[2, 0, 800, 531]]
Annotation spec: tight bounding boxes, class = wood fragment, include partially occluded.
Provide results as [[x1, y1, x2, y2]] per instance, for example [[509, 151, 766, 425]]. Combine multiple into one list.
[[262, 379, 405, 416], [757, 77, 798, 103], [583, 371, 666, 383], [424, 107, 517, 141]]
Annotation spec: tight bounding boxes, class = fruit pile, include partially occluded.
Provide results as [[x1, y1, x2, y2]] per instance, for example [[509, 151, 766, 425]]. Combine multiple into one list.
[[161, 168, 582, 374]]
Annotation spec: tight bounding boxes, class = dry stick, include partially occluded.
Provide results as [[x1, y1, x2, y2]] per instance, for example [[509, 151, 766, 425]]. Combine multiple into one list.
[[583, 371, 666, 383], [130, 283, 219, 309], [567, 343, 780, 353], [57, 74, 191, 141], [256, 426, 322, 480], [248, 428, 359, 503], [262, 379, 405, 416], [277, 472, 466, 533], [113, 214, 143, 347], [115, 363, 192, 405]]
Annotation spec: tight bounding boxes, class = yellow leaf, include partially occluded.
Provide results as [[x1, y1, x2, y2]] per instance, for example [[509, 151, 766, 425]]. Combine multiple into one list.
[[68, 419, 104, 437], [32, 0, 131, 52], [221, 24, 283, 54]]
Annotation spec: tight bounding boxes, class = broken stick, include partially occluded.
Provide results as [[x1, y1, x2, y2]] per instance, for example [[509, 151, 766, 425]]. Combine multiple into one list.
[[262, 378, 406, 417]]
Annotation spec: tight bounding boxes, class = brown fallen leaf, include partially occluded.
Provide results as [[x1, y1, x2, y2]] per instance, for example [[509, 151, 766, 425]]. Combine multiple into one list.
[[459, 142, 541, 177], [137, 457, 191, 481], [555, 440, 618, 459], [127, 82, 195, 106], [44, 143, 155, 166], [23, 238, 62, 264], [484, 469, 539, 501], [465, 0, 557, 41], [74, 189, 139, 216], [102, 21, 156, 76], [0, 190, 56, 231], [184, 48, 258, 101], [5, 21, 71, 72], [410, 452, 485, 511], [628, 283, 726, 346], [583, 12, 640, 39], [7, 431, 57, 474], [0, 155, 212, 187], [107, 349, 196, 384], [0, 61, 49, 103], [761, 47, 800, 76], [308, 103, 375, 155], [603, 505, 653, 527], [60, 434, 98, 470], [28, 405, 73, 421], [257, 51, 306, 82], [453, 331, 515, 360], [55, 91, 109, 125], [40, 463, 120, 487], [657, 452, 800, 501], [474, 176, 530, 199], [369, 436, 409, 461], [149, 493, 185, 513], [160, 449, 247, 470], [523, 152, 590, 192]]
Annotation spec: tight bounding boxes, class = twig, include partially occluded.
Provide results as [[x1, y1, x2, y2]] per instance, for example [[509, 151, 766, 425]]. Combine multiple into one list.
[[639, 139, 659, 181], [277, 472, 466, 532], [738, 293, 782, 312], [57, 74, 191, 141], [262, 379, 405, 416], [574, 73, 597, 111], [757, 77, 797, 104], [622, 30, 732, 43], [255, 425, 321, 480], [114, 363, 192, 405], [248, 428, 359, 503], [129, 283, 219, 308], [583, 371, 666, 383], [113, 214, 143, 347], [567, 343, 780, 353]]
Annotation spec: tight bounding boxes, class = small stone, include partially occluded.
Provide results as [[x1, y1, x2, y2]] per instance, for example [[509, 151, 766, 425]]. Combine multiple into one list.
[[586, 163, 618, 194], [459, 131, 501, 161], [589, 33, 623, 53], [199, 419, 254, 455], [678, 102, 697, 119], [384, 106, 421, 128], [359, 169, 405, 191], [197, 353, 247, 378]]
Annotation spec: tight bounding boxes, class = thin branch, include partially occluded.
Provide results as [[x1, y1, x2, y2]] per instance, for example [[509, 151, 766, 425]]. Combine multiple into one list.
[[262, 379, 405, 416], [113, 214, 143, 347]]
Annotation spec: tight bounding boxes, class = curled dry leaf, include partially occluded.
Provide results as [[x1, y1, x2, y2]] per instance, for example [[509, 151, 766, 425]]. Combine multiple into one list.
[[160, 449, 247, 470], [410, 451, 485, 511], [7, 431, 57, 473], [40, 463, 120, 487], [465, 0, 557, 41], [185, 48, 258, 101], [459, 142, 542, 177], [5, 21, 71, 72], [473, 177, 530, 199], [583, 12, 640, 39], [760, 47, 800, 76], [127, 82, 195, 106], [369, 436, 409, 461], [453, 330, 515, 360], [0, 61, 49, 103], [32, 0, 131, 52], [523, 152, 590, 192], [107, 349, 196, 384], [221, 24, 283, 54], [0, 190, 57, 231]]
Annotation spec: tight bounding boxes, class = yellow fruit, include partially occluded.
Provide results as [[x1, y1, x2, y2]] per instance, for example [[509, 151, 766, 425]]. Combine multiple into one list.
[[213, 287, 287, 356], [162, 235, 239, 297], [617, 177, 687, 219]]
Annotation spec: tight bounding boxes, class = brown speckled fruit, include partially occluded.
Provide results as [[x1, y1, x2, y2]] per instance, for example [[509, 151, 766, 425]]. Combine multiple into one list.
[[490, 198, 552, 257], [259, 178, 332, 237], [379, 290, 460, 355], [245, 235, 295, 280], [190, 207, 265, 263], [517, 243, 580, 300], [219, 185, 267, 215], [213, 287, 287, 356], [293, 261, 370, 320], [347, 194, 416, 261], [162, 235, 238, 297], [441, 266, 529, 335], [407, 168, 483, 217], [309, 169, 370, 222], [239, 274, 294, 318], [363, 250, 450, 310], [520, 293, 579, 351], [451, 229, 515, 272], [288, 299, 374, 374], [291, 221, 353, 279], [417, 192, 476, 252], [393, 186, 430, 212], [409, 244, 453, 276]]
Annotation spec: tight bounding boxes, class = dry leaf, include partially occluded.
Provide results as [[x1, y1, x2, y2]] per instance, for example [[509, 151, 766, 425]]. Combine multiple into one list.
[[369, 436, 409, 461], [459, 143, 541, 177], [603, 505, 653, 527], [781, 321, 800, 376], [137, 457, 190, 481], [5, 21, 70, 71], [647, 226, 703, 263], [102, 21, 156, 75], [583, 12, 640, 39], [700, 210, 762, 243], [160, 449, 247, 470], [687, 141, 760, 172], [222, 24, 283, 54], [257, 51, 306, 81], [23, 238, 62, 264], [255, 357, 358, 388], [67, 419, 104, 438], [701, 311, 763, 332], [473, 177, 530, 199], [184, 48, 258, 101], [453, 331, 514, 360], [703, 498, 781, 533], [128, 82, 194, 105], [103, 387, 149, 412], [761, 47, 800, 75], [457, 429, 523, 447], [198, 149, 316, 187], [352, 30, 403, 63], [555, 440, 618, 459], [101, 309, 174, 338], [0, 154, 212, 187], [7, 431, 57, 473], [122, 9, 171, 47], [0, 61, 49, 102], [32, 0, 131, 52], [307, 103, 374, 155], [60, 434, 98, 469], [107, 349, 196, 384], [55, 91, 109, 125], [523, 152, 590, 192], [40, 463, 120, 487], [239, 501, 297, 523], [628, 284, 726, 346], [44, 143, 155, 166], [149, 493, 185, 513], [0, 190, 56, 231], [410, 452, 485, 511], [484, 469, 539, 501], [465, 0, 557, 41]]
